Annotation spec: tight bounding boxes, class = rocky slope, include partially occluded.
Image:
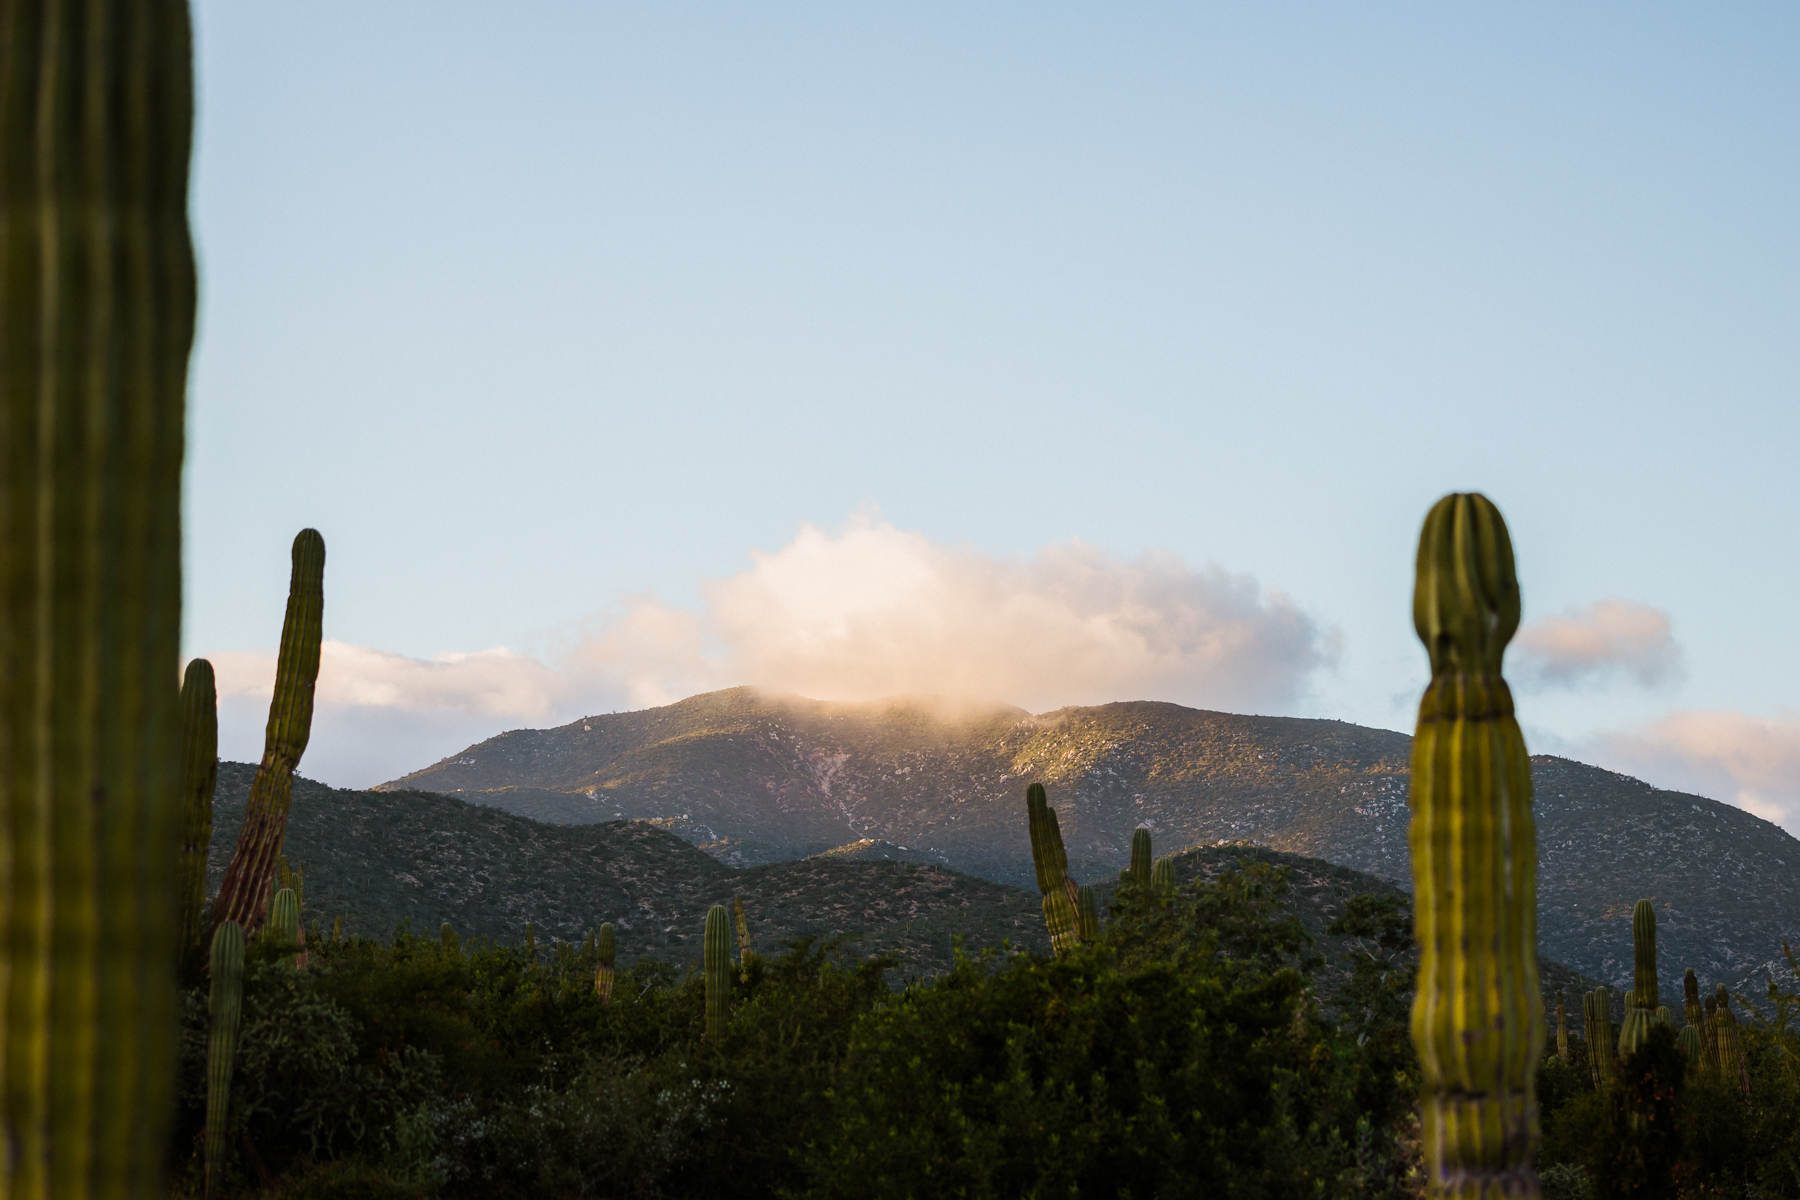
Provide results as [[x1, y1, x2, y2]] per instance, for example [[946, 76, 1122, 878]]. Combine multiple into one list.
[[374, 687, 1800, 992]]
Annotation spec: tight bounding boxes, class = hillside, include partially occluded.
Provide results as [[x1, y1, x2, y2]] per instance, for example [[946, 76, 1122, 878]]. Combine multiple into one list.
[[213, 763, 1598, 1005], [375, 687, 1800, 990]]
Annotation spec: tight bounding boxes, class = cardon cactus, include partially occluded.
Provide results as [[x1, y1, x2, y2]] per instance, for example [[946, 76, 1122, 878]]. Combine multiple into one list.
[[1, 3, 195, 1191], [264, 887, 301, 958], [1407, 493, 1543, 1196], [704, 904, 731, 1040], [205, 922, 247, 1200], [1077, 885, 1101, 943], [212, 530, 326, 936], [732, 894, 755, 980], [1556, 996, 1570, 1064], [1683, 969, 1704, 1034], [1713, 986, 1748, 1096], [1127, 828, 1152, 887], [1702, 994, 1720, 1075], [1584, 988, 1617, 1090], [178, 659, 220, 956], [1151, 858, 1176, 893], [1026, 783, 1085, 955], [595, 923, 616, 1003], [1618, 899, 1659, 1060], [1677, 1025, 1702, 1068]]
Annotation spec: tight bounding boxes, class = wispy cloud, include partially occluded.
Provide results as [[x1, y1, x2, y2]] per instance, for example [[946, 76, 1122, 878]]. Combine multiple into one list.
[[202, 516, 1340, 786], [1584, 709, 1800, 832], [1514, 599, 1684, 690]]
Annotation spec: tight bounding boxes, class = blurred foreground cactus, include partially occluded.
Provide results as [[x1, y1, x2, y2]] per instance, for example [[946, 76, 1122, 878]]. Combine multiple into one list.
[[1407, 493, 1542, 1197], [213, 529, 326, 936], [1, 2, 196, 1192], [1026, 783, 1085, 955]]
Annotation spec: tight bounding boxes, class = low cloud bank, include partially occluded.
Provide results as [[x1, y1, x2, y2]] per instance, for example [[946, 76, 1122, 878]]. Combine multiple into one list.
[[202, 517, 1339, 787], [1514, 599, 1684, 690]]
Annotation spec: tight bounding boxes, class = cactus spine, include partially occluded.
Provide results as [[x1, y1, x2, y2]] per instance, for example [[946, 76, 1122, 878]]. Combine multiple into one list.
[[1026, 783, 1085, 955], [732, 894, 754, 980], [1407, 493, 1542, 1197], [212, 530, 326, 937], [595, 922, 616, 1003], [1, 2, 195, 1190], [704, 904, 731, 1040], [1618, 899, 1659, 1060], [205, 922, 247, 1200], [178, 659, 220, 955], [1127, 828, 1152, 886], [1151, 858, 1175, 893]]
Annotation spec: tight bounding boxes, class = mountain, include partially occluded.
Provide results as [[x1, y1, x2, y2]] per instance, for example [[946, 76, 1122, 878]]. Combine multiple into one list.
[[375, 687, 1800, 992], [209, 762, 1595, 1006]]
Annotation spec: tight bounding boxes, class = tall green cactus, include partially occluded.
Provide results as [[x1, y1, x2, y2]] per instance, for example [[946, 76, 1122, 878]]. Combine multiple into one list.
[[1408, 493, 1542, 1197], [1, 3, 195, 1192], [1713, 986, 1748, 1096], [178, 659, 220, 956], [704, 904, 731, 1040], [1151, 857, 1176, 894], [1683, 969, 1704, 1035], [732, 893, 755, 981], [1676, 1025, 1702, 1069], [213, 529, 326, 936], [1701, 993, 1719, 1076], [1618, 899, 1658, 1060], [264, 887, 301, 958], [1555, 996, 1570, 1064], [1077, 885, 1101, 943], [1026, 783, 1085, 955], [205, 922, 247, 1200], [595, 922, 616, 1003], [1584, 988, 1617, 1090], [1127, 828, 1152, 887]]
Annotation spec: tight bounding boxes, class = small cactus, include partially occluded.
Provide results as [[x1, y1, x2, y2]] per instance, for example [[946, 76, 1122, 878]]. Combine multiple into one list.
[[1026, 783, 1086, 954], [264, 887, 301, 957], [1151, 858, 1176, 893], [1713, 986, 1749, 1096], [1127, 828, 1152, 887], [1556, 995, 1570, 1064], [732, 894, 755, 980], [524, 922, 538, 964], [205, 923, 247, 1200], [595, 923, 616, 1003], [1077, 885, 1101, 943], [704, 904, 731, 1040], [1683, 969, 1704, 1033]]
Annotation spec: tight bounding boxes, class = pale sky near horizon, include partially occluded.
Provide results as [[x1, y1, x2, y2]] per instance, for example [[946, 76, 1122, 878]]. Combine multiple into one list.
[[182, 3, 1800, 832]]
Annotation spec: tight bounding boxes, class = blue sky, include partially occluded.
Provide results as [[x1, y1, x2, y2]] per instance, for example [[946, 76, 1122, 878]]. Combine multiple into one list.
[[183, 3, 1800, 827]]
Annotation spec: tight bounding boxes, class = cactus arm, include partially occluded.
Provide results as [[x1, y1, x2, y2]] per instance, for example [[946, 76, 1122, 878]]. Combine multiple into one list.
[[1, 3, 194, 1192], [704, 905, 731, 1039], [1407, 494, 1542, 1197], [204, 922, 246, 1200], [211, 529, 325, 936]]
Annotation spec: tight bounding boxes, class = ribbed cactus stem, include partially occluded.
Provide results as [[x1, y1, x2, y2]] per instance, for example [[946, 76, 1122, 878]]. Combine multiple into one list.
[[732, 894, 754, 981], [178, 659, 220, 954], [1407, 493, 1542, 1198], [1, 4, 195, 1191], [704, 904, 731, 1040], [1619, 899, 1659, 1061], [1128, 828, 1152, 886], [204, 922, 246, 1200], [264, 887, 300, 957], [1713, 986, 1748, 1096], [595, 922, 616, 1003], [1151, 858, 1175, 893], [1077, 885, 1100, 943], [1683, 969, 1704, 1033], [1701, 994, 1719, 1076], [1555, 997, 1569, 1064], [212, 530, 326, 937], [1026, 783, 1084, 955], [1585, 987, 1617, 1090], [1676, 1025, 1701, 1068]]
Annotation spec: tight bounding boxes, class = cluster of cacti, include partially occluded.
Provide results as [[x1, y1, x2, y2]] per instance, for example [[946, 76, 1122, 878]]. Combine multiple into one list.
[[1618, 899, 1659, 1060], [1407, 493, 1543, 1197], [1026, 783, 1087, 955], [704, 904, 731, 1039], [1583, 987, 1617, 1090], [595, 923, 617, 1003], [205, 922, 247, 1200], [733, 894, 755, 981], [213, 528, 327, 937], [1, 3, 195, 1192]]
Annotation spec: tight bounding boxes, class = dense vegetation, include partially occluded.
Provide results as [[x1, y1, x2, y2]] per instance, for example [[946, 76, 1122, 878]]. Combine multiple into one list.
[[169, 864, 1800, 1199]]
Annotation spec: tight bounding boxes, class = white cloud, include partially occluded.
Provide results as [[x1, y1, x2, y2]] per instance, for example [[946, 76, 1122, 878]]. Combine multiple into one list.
[[201, 516, 1339, 787], [1514, 599, 1684, 690], [1585, 710, 1800, 832]]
